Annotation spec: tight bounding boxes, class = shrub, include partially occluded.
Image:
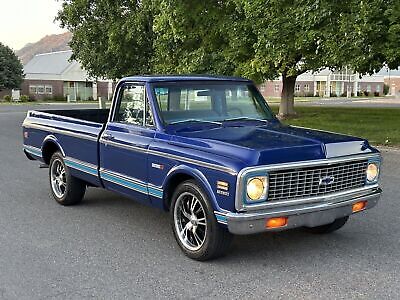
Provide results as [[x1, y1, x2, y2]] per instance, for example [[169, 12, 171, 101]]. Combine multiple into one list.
[[3, 95, 11, 101], [20, 95, 30, 102], [363, 91, 370, 96], [383, 84, 389, 95], [304, 92, 314, 97], [351, 92, 354, 97], [340, 92, 347, 97], [374, 91, 380, 97], [87, 96, 94, 101], [330, 92, 337, 97]]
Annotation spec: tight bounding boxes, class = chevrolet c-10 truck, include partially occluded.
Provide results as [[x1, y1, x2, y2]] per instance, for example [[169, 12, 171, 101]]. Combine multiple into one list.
[[22, 75, 382, 260]]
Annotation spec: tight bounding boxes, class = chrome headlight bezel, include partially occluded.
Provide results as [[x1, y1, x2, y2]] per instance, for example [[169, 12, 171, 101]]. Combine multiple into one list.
[[243, 173, 269, 204], [366, 159, 381, 184]]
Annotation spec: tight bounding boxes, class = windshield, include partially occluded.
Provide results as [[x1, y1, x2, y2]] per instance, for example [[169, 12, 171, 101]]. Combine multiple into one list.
[[151, 81, 275, 125]]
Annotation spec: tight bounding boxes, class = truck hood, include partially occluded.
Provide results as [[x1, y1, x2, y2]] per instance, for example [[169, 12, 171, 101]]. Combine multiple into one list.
[[170, 123, 374, 166]]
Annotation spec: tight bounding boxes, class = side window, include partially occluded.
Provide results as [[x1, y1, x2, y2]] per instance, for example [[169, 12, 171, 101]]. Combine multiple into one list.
[[145, 96, 154, 127], [115, 84, 145, 125]]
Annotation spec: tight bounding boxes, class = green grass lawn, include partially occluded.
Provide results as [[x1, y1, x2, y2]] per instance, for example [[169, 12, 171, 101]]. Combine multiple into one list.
[[271, 106, 400, 147]]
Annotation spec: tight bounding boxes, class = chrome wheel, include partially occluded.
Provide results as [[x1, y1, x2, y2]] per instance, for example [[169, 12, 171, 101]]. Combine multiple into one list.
[[174, 192, 207, 251], [50, 158, 67, 198]]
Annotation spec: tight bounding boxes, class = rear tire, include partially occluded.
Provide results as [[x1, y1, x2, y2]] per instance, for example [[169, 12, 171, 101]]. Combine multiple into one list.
[[170, 180, 233, 261], [49, 152, 86, 206], [305, 216, 349, 234]]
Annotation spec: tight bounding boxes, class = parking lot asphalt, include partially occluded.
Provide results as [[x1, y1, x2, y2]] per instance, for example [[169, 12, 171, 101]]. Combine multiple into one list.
[[0, 104, 399, 299]]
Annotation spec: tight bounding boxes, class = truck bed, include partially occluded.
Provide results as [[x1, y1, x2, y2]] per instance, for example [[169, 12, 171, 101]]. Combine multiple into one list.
[[33, 109, 110, 124]]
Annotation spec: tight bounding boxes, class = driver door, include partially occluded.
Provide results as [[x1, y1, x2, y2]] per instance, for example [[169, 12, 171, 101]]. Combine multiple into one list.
[[99, 82, 155, 203]]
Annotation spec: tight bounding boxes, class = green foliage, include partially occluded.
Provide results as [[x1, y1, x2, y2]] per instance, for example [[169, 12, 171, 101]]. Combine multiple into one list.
[[57, 0, 155, 79], [0, 43, 24, 91], [3, 94, 11, 101], [384, 84, 390, 95], [57, 0, 400, 116], [19, 95, 30, 102], [276, 106, 400, 146]]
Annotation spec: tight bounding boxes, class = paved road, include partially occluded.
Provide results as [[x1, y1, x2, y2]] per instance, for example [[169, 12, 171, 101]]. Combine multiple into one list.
[[1, 104, 400, 299]]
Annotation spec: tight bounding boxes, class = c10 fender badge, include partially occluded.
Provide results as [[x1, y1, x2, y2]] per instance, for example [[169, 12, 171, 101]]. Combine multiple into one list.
[[151, 163, 164, 170], [217, 190, 230, 196]]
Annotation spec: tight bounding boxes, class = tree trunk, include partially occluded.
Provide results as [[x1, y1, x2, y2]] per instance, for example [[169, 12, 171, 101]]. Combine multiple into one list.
[[278, 74, 297, 118]]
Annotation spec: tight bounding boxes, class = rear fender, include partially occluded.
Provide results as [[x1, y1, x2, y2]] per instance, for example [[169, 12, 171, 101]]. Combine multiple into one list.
[[41, 135, 66, 164]]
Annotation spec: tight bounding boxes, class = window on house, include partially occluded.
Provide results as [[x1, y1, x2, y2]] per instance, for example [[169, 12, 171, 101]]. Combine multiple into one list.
[[376, 85, 381, 92], [274, 84, 280, 92], [295, 84, 301, 92], [367, 85, 372, 92], [37, 86, 45, 94], [260, 84, 265, 92], [29, 85, 37, 94], [45, 85, 53, 94], [304, 84, 310, 92], [69, 82, 75, 88], [85, 82, 93, 88]]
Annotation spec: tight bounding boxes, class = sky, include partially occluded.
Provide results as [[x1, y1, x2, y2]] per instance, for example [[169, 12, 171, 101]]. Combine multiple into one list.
[[0, 0, 66, 50]]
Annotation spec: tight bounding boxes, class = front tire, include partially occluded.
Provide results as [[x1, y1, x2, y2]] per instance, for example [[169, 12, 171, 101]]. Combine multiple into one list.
[[171, 180, 232, 261], [305, 216, 349, 234], [49, 152, 86, 205]]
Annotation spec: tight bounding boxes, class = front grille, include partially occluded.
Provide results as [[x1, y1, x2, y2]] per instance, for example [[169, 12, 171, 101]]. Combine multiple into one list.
[[268, 160, 368, 201]]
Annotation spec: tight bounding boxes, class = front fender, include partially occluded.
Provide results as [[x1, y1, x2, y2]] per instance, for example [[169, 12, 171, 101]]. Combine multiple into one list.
[[163, 165, 221, 211]]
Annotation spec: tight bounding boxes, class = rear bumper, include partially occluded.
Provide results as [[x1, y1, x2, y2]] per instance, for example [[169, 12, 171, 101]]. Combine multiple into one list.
[[224, 187, 382, 235]]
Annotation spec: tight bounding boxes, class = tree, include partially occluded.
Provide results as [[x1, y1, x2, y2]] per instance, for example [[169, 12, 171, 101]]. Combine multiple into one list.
[[0, 42, 24, 91], [58, 0, 400, 117], [57, 0, 155, 79]]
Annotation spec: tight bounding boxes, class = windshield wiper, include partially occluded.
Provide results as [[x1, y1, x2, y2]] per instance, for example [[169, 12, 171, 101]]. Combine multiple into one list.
[[222, 117, 269, 123], [169, 119, 222, 125]]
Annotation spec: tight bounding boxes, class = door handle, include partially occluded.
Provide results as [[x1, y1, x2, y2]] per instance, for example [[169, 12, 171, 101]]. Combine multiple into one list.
[[102, 133, 114, 140]]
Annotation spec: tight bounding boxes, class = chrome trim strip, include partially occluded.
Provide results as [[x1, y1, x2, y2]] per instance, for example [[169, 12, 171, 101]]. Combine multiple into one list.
[[100, 168, 147, 188], [28, 110, 102, 126], [23, 122, 98, 142], [235, 153, 381, 211], [99, 168, 163, 199], [23, 144, 42, 152], [23, 144, 42, 157], [101, 139, 237, 175]]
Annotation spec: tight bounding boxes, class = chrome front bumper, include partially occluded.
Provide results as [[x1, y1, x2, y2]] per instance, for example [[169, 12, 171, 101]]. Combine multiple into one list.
[[225, 187, 382, 235]]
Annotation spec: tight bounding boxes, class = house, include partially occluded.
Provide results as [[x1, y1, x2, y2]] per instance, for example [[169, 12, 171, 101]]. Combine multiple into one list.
[[259, 68, 385, 98], [21, 50, 114, 101], [376, 67, 400, 96]]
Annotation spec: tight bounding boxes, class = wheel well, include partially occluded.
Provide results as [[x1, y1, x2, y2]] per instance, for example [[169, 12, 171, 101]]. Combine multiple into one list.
[[163, 173, 194, 211], [42, 141, 61, 165]]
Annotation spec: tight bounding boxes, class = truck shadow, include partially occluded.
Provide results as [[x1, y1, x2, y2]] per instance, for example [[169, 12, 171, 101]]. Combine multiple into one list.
[[79, 186, 380, 265]]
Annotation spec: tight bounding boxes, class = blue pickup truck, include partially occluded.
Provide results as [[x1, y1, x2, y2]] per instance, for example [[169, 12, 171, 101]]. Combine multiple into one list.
[[22, 75, 382, 260]]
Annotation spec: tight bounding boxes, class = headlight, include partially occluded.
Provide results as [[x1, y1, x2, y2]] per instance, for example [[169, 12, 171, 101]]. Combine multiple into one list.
[[247, 176, 268, 201], [366, 162, 379, 182]]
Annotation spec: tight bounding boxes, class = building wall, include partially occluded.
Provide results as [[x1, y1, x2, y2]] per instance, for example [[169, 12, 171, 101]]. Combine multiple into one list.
[[97, 81, 111, 100], [0, 89, 11, 100], [260, 79, 384, 97], [21, 79, 64, 100], [384, 77, 400, 96], [358, 82, 384, 95], [259, 81, 282, 98]]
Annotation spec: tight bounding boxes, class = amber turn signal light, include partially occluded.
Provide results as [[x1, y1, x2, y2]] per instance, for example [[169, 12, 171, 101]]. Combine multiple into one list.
[[352, 201, 367, 213], [266, 217, 288, 229]]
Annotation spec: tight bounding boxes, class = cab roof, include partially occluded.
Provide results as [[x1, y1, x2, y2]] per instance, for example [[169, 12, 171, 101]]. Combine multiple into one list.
[[119, 75, 252, 83]]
